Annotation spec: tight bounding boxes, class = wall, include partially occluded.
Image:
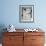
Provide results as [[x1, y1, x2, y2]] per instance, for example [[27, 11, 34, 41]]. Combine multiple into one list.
[[0, 0, 46, 29], [0, 0, 46, 43]]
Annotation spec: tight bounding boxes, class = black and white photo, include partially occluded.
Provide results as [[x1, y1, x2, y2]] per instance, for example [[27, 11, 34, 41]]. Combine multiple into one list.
[[19, 5, 34, 23]]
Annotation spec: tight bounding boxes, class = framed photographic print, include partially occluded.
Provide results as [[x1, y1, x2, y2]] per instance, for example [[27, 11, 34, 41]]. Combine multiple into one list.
[[19, 5, 34, 23]]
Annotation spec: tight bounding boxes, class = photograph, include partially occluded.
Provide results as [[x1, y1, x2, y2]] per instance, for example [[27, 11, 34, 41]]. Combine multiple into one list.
[[19, 5, 34, 23]]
